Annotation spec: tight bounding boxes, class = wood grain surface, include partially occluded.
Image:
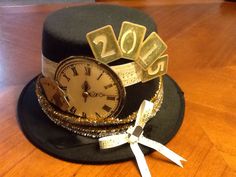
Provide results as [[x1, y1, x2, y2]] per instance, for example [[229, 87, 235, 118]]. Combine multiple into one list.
[[0, 0, 236, 176]]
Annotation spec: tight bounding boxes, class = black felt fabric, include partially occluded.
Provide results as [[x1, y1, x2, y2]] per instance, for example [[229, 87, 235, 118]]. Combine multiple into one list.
[[17, 75, 185, 164], [42, 4, 156, 61], [42, 4, 159, 118]]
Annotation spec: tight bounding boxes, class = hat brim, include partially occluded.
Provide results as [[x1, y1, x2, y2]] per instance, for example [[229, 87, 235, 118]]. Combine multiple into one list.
[[17, 74, 185, 164]]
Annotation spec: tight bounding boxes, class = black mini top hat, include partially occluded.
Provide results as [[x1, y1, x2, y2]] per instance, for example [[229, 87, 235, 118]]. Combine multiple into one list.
[[17, 4, 185, 164]]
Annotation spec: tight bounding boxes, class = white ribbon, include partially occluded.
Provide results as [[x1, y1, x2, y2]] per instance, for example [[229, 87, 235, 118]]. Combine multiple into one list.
[[99, 100, 186, 177], [42, 55, 143, 87]]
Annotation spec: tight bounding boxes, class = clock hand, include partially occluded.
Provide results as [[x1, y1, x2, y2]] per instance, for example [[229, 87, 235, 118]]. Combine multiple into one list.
[[81, 81, 91, 102], [88, 91, 115, 98], [82, 92, 89, 102], [81, 81, 91, 92], [88, 91, 102, 97]]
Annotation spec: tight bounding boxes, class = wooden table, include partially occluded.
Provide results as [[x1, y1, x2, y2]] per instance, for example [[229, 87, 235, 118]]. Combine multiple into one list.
[[0, 0, 235, 176]]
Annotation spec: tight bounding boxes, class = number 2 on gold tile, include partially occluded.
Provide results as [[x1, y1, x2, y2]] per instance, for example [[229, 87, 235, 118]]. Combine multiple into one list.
[[86, 25, 122, 64]]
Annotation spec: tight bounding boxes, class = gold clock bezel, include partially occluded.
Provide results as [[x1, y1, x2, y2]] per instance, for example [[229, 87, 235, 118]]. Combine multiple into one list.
[[54, 56, 126, 119]]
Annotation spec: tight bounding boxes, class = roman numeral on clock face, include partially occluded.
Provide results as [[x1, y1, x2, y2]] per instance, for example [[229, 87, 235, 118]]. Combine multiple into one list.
[[62, 73, 70, 82], [69, 106, 77, 114], [70, 65, 78, 76], [102, 104, 112, 112], [97, 71, 104, 80], [82, 112, 87, 118], [59, 85, 67, 91], [104, 83, 113, 89], [95, 112, 101, 118], [107, 96, 116, 100], [84, 66, 91, 76]]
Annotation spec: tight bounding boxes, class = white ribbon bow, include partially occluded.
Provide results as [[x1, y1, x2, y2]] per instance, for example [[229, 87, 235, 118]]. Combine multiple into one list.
[[99, 100, 186, 177]]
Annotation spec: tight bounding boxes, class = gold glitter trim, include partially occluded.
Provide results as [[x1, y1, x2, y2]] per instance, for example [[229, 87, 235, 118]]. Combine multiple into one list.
[[36, 75, 163, 125], [35, 75, 163, 137]]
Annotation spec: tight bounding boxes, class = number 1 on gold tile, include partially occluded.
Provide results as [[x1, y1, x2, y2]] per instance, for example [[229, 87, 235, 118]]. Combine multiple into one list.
[[137, 32, 167, 70]]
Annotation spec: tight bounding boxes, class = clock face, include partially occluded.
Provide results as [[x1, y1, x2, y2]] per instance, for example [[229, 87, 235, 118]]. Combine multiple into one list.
[[54, 56, 126, 119]]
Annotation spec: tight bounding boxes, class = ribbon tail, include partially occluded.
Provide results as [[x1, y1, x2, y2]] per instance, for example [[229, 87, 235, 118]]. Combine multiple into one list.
[[139, 136, 187, 168], [135, 100, 154, 128], [130, 143, 151, 177]]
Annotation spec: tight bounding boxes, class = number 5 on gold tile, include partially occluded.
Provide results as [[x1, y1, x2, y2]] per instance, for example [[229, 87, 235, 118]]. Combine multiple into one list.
[[142, 54, 168, 82]]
